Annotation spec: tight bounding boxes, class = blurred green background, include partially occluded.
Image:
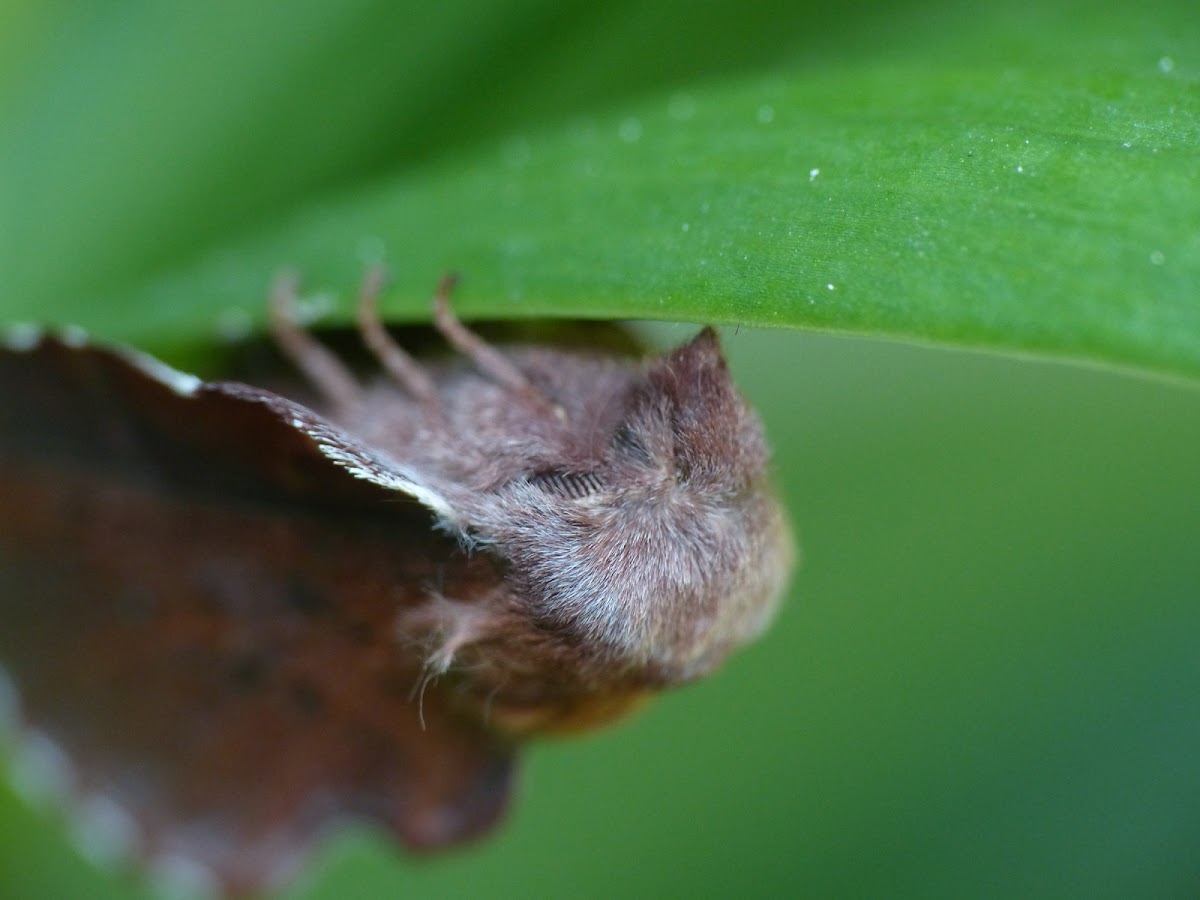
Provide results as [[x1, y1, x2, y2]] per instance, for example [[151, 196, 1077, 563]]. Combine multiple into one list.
[[2, 2, 1199, 898]]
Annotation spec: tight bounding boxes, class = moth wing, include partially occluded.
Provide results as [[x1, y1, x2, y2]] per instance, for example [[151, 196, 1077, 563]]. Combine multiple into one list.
[[1, 329, 456, 516], [0, 333, 512, 895], [207, 379, 461, 524]]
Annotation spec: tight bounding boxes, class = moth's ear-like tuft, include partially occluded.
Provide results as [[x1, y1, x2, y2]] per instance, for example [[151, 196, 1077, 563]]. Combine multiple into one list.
[[667, 327, 726, 373], [687, 326, 723, 354], [634, 326, 768, 482], [647, 326, 739, 408]]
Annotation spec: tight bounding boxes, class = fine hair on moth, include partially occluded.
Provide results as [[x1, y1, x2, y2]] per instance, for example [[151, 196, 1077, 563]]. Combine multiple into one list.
[[0, 269, 795, 896]]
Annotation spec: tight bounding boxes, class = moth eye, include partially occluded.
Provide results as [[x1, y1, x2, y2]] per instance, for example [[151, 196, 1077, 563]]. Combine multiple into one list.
[[613, 425, 653, 465], [529, 471, 605, 499]]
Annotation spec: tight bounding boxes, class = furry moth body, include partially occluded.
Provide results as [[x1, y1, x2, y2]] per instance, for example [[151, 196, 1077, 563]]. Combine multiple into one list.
[[0, 273, 793, 895]]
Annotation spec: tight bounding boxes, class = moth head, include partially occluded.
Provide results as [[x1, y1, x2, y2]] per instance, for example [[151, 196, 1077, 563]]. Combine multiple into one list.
[[490, 329, 794, 683]]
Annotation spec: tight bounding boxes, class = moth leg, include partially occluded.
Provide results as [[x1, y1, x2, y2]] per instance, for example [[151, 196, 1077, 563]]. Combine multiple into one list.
[[355, 267, 441, 410], [431, 274, 560, 416], [268, 270, 364, 411]]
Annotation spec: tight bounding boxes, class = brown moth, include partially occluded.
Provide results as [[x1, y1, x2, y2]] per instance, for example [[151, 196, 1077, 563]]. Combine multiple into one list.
[[0, 272, 794, 896]]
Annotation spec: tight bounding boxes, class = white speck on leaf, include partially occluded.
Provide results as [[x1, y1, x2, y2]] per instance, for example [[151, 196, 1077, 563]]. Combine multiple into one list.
[[1150, 250, 1166, 266], [809, 168, 820, 182], [757, 104, 775, 124], [355, 235, 386, 264], [1159, 56, 1175, 73], [668, 93, 697, 121], [618, 118, 643, 143], [502, 137, 531, 167]]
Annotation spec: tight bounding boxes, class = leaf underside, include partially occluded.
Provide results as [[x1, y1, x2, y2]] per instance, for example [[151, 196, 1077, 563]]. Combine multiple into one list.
[[1, 2, 1196, 382]]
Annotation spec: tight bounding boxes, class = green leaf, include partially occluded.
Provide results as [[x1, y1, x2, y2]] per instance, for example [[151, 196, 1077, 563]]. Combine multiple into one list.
[[2, 1, 1197, 380]]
